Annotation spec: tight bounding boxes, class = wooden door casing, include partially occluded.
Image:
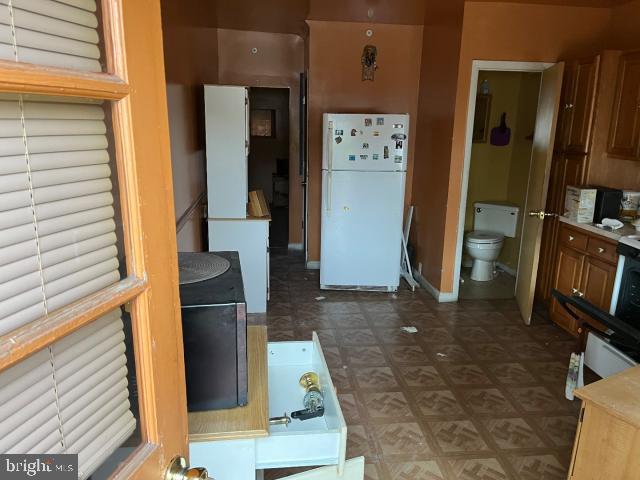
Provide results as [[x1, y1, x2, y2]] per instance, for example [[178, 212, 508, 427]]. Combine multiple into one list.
[[608, 50, 640, 160]]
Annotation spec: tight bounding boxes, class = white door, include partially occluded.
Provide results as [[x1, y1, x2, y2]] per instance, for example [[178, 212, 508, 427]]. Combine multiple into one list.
[[320, 170, 405, 288], [516, 62, 565, 324]]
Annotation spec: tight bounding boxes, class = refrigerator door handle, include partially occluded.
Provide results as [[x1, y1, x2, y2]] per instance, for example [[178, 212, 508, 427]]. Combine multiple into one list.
[[327, 120, 334, 172]]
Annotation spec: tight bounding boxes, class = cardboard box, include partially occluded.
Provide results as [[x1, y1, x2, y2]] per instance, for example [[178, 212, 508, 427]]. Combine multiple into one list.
[[564, 186, 597, 223]]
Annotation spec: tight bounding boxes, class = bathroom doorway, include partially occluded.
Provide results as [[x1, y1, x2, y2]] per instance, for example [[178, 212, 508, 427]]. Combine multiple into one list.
[[454, 60, 564, 324], [460, 69, 542, 300]]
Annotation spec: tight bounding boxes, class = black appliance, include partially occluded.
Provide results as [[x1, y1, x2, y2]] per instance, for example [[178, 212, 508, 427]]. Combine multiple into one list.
[[178, 251, 248, 412], [552, 236, 640, 361], [614, 240, 640, 325], [593, 186, 623, 224]]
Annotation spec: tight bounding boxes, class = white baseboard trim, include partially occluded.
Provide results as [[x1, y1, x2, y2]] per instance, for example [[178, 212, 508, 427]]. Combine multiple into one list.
[[413, 270, 458, 303], [496, 262, 517, 277], [288, 243, 303, 251], [306, 260, 320, 270]]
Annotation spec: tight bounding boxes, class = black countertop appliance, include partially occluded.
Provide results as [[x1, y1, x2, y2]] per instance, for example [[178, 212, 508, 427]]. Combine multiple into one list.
[[178, 251, 248, 412], [593, 186, 623, 224]]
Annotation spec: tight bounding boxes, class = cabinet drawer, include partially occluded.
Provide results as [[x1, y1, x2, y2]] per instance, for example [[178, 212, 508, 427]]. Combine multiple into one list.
[[560, 226, 588, 251], [587, 236, 617, 264], [256, 334, 347, 470]]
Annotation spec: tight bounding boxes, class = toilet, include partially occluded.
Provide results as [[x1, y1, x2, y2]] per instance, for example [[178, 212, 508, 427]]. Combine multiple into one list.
[[465, 202, 519, 281]]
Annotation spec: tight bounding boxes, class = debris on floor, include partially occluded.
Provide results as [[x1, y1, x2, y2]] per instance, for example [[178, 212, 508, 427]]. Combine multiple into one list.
[[315, 296, 326, 301], [400, 326, 418, 333]]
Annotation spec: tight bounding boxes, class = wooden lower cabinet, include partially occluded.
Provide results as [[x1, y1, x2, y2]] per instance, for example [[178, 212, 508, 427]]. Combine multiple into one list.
[[550, 244, 584, 335], [549, 224, 618, 336], [535, 154, 586, 303], [569, 367, 640, 479]]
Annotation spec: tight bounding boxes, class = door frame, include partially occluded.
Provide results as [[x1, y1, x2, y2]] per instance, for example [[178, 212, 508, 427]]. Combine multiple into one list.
[[452, 60, 554, 301]]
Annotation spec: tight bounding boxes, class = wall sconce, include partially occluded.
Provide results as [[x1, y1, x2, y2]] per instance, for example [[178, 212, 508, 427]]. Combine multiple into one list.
[[361, 45, 378, 81]]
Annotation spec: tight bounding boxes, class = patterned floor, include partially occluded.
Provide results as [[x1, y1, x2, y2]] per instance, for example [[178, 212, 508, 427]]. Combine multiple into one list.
[[257, 252, 582, 480]]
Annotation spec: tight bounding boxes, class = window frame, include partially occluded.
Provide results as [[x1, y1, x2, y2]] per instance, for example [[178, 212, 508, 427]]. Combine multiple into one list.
[[0, 1, 165, 473]]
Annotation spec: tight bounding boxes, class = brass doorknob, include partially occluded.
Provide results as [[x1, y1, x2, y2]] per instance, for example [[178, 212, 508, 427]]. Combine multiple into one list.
[[165, 456, 213, 480], [529, 210, 553, 220]]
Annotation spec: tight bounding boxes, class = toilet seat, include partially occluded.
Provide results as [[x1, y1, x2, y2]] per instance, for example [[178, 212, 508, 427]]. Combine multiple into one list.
[[466, 230, 504, 244]]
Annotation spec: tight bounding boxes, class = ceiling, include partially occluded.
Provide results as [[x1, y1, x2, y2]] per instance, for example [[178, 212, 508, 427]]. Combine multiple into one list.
[[178, 0, 633, 35]]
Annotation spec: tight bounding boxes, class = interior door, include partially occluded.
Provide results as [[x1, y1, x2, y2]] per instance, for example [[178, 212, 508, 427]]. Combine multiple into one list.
[[0, 0, 189, 478], [516, 62, 565, 324]]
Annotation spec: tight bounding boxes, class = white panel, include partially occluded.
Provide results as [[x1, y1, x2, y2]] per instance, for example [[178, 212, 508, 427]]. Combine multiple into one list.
[[204, 85, 248, 218], [190, 439, 256, 480], [320, 170, 405, 289], [208, 219, 268, 313]]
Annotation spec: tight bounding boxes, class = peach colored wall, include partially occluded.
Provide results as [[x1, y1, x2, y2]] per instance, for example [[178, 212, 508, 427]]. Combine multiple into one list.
[[423, 1, 611, 294], [306, 20, 423, 263], [161, 0, 219, 252], [410, 0, 464, 287], [217, 28, 305, 245]]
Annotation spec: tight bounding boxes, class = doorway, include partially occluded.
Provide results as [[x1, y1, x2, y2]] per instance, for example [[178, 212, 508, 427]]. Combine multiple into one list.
[[460, 70, 542, 300], [248, 87, 291, 251], [454, 60, 564, 324]]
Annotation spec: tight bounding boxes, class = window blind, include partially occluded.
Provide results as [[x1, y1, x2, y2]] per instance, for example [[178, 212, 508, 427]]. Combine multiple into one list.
[[0, 0, 102, 72], [0, 1, 138, 472], [0, 309, 136, 478]]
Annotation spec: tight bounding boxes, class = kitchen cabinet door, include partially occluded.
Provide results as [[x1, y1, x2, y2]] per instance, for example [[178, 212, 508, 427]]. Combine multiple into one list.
[[566, 56, 600, 154], [554, 61, 575, 152], [608, 51, 640, 159], [581, 256, 617, 314], [550, 245, 585, 336]]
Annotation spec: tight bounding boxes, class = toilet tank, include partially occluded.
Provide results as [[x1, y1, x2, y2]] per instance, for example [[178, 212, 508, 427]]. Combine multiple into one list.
[[473, 202, 520, 238]]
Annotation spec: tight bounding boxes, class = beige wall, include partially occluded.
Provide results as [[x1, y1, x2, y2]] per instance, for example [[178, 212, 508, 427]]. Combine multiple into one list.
[[465, 71, 540, 272], [161, 0, 219, 251], [306, 20, 423, 262], [217, 28, 305, 245], [413, 1, 610, 293]]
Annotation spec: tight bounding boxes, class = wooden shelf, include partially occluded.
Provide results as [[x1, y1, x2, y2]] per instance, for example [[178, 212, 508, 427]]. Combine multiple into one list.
[[188, 326, 269, 442]]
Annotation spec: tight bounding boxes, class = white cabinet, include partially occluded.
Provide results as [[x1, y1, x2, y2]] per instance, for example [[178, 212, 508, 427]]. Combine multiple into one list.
[[190, 334, 359, 480], [204, 85, 249, 219], [208, 219, 269, 313]]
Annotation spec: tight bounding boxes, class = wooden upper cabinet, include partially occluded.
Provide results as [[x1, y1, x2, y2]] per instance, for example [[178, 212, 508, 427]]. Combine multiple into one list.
[[566, 57, 600, 153], [607, 50, 640, 160], [555, 56, 600, 154]]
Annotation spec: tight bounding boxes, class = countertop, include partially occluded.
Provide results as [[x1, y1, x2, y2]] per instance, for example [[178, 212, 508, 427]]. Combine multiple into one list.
[[575, 365, 640, 428], [559, 216, 638, 241], [188, 326, 269, 442]]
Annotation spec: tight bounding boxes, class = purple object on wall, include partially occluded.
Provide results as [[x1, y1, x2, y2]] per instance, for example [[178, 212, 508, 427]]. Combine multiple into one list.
[[490, 112, 511, 146]]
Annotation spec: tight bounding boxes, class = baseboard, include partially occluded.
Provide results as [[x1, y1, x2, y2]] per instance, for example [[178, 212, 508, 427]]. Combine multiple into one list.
[[496, 262, 516, 277], [306, 260, 320, 270], [288, 243, 303, 251], [413, 270, 458, 303]]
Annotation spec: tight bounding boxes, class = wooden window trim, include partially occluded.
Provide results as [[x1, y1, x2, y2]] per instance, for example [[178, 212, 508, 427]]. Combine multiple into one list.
[[0, 0, 153, 369], [0, 276, 147, 371]]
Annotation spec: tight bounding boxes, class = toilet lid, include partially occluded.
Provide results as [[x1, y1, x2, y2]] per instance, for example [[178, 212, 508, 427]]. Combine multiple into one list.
[[466, 230, 504, 244]]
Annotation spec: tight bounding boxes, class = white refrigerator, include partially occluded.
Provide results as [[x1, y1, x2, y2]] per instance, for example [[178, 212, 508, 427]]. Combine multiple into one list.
[[320, 113, 409, 291]]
